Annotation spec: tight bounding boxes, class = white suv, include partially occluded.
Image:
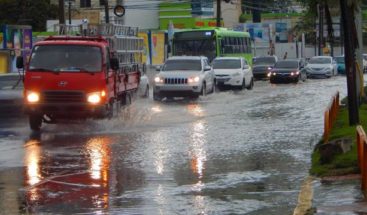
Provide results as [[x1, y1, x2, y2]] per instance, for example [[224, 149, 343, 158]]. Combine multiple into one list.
[[212, 57, 254, 90], [153, 56, 215, 100]]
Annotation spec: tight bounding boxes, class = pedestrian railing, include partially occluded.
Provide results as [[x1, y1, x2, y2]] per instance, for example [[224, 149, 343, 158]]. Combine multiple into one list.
[[324, 92, 340, 143], [357, 125, 367, 190]]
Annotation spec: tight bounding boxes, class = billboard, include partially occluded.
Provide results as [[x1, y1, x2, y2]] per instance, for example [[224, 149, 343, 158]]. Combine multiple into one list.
[[150, 32, 165, 65], [1, 25, 32, 73], [138, 32, 151, 65]]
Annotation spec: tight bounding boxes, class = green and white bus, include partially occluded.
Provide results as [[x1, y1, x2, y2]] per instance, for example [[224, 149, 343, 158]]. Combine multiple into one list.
[[172, 28, 253, 63]]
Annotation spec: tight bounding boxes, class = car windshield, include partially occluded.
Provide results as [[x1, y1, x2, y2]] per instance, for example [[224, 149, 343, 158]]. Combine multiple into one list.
[[29, 45, 102, 72], [162, 59, 202, 71], [212, 59, 241, 69], [308, 57, 331, 64], [253, 57, 276, 65], [275, 61, 298, 69], [335, 57, 345, 63]]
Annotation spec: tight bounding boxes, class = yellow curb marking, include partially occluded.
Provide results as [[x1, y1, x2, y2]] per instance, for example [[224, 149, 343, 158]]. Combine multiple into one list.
[[293, 176, 315, 215]]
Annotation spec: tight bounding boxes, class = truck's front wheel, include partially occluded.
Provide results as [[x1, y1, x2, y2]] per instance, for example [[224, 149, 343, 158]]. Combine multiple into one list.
[[29, 114, 42, 131]]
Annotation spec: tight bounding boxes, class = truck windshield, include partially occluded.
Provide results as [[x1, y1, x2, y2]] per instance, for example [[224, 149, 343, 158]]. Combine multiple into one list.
[[29, 45, 102, 72]]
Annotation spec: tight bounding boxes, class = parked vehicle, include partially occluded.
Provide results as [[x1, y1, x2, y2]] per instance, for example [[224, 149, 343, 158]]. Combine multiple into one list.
[[252, 56, 278, 80], [269, 59, 307, 83], [334, 56, 345, 75], [304, 56, 337, 78], [153, 56, 215, 101], [212, 57, 253, 90], [17, 24, 144, 131]]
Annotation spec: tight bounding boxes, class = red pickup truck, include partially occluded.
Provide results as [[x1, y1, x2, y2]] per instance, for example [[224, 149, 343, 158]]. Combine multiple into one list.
[[17, 24, 143, 131]]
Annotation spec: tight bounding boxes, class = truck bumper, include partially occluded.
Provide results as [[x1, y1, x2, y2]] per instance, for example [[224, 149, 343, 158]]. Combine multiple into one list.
[[24, 103, 109, 119]]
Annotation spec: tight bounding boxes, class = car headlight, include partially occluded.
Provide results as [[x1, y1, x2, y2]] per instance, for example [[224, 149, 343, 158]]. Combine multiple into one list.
[[154, 76, 164, 83], [267, 72, 272, 77], [87, 91, 105, 104], [26, 91, 40, 103], [232, 72, 241, 77], [188, 76, 200, 83]]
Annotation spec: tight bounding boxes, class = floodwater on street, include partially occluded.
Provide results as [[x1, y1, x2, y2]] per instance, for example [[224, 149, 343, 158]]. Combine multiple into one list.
[[0, 76, 353, 214]]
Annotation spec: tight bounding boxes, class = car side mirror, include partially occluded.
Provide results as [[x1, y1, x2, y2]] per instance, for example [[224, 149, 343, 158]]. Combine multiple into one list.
[[156, 66, 161, 71], [16, 56, 24, 69], [243, 65, 250, 69], [204, 66, 211, 71], [110, 57, 119, 70]]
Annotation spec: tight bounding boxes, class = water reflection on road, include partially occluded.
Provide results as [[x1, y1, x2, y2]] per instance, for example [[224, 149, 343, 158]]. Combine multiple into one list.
[[0, 76, 352, 214]]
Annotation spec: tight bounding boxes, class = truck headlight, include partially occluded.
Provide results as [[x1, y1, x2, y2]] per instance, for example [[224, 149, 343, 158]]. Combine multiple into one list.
[[26, 91, 40, 103], [188, 76, 200, 83], [87, 92, 104, 104]]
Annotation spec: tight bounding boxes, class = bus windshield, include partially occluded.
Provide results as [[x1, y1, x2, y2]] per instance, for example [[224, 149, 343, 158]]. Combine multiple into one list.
[[29, 45, 102, 72], [173, 39, 216, 62]]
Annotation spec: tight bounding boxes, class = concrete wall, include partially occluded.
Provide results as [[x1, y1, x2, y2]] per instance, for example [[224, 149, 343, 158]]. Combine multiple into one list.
[[214, 0, 241, 28], [253, 43, 344, 59]]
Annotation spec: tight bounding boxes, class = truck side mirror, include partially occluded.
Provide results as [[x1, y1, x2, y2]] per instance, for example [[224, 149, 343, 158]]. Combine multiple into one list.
[[110, 57, 119, 70], [16, 56, 24, 69]]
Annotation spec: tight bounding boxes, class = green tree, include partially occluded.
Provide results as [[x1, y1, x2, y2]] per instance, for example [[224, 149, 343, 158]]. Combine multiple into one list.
[[0, 0, 58, 31]]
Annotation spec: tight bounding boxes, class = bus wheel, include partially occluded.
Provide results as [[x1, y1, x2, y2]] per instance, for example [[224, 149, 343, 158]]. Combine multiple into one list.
[[29, 114, 42, 131]]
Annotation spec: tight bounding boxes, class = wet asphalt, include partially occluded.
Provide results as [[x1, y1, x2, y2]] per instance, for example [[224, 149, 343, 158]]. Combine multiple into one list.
[[0, 76, 359, 214]]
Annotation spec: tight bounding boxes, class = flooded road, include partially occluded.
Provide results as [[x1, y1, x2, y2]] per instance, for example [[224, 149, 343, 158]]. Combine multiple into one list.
[[0, 77, 348, 214]]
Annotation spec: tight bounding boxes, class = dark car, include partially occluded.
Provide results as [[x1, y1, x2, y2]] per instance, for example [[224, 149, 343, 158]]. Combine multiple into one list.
[[252, 56, 278, 80], [268, 59, 307, 83]]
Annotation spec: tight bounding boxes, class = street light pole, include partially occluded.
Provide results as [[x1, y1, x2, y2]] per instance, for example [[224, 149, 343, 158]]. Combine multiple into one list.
[[216, 0, 221, 27], [68, 0, 72, 25], [104, 0, 110, 24], [59, 0, 65, 24]]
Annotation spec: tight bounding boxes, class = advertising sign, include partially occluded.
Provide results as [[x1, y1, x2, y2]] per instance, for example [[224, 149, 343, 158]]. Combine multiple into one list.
[[138, 32, 151, 65], [150, 32, 165, 65], [1, 25, 32, 72]]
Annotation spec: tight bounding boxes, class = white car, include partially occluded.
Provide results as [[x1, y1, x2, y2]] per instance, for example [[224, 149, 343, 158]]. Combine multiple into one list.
[[212, 57, 254, 90], [304, 56, 338, 78], [153, 56, 215, 101]]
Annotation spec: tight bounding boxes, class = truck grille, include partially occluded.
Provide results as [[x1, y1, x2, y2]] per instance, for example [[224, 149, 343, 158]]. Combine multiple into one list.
[[164, 78, 188, 84], [42, 91, 85, 103]]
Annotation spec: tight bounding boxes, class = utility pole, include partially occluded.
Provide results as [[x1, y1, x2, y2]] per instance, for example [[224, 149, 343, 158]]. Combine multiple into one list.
[[216, 0, 221, 27], [104, 0, 110, 24], [318, 3, 324, 56], [59, 0, 65, 24], [68, 0, 72, 25], [340, 0, 359, 125]]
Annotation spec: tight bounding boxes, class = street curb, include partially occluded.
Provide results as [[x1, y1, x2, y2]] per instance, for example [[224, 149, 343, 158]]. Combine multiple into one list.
[[293, 176, 315, 215]]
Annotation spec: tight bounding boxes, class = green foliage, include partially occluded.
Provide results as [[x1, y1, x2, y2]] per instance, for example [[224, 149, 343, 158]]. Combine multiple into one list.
[[0, 0, 58, 31], [239, 14, 248, 23]]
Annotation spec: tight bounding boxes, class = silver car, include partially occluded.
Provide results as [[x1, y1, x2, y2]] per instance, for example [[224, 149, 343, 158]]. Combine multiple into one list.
[[153, 56, 215, 100], [304, 56, 338, 78]]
